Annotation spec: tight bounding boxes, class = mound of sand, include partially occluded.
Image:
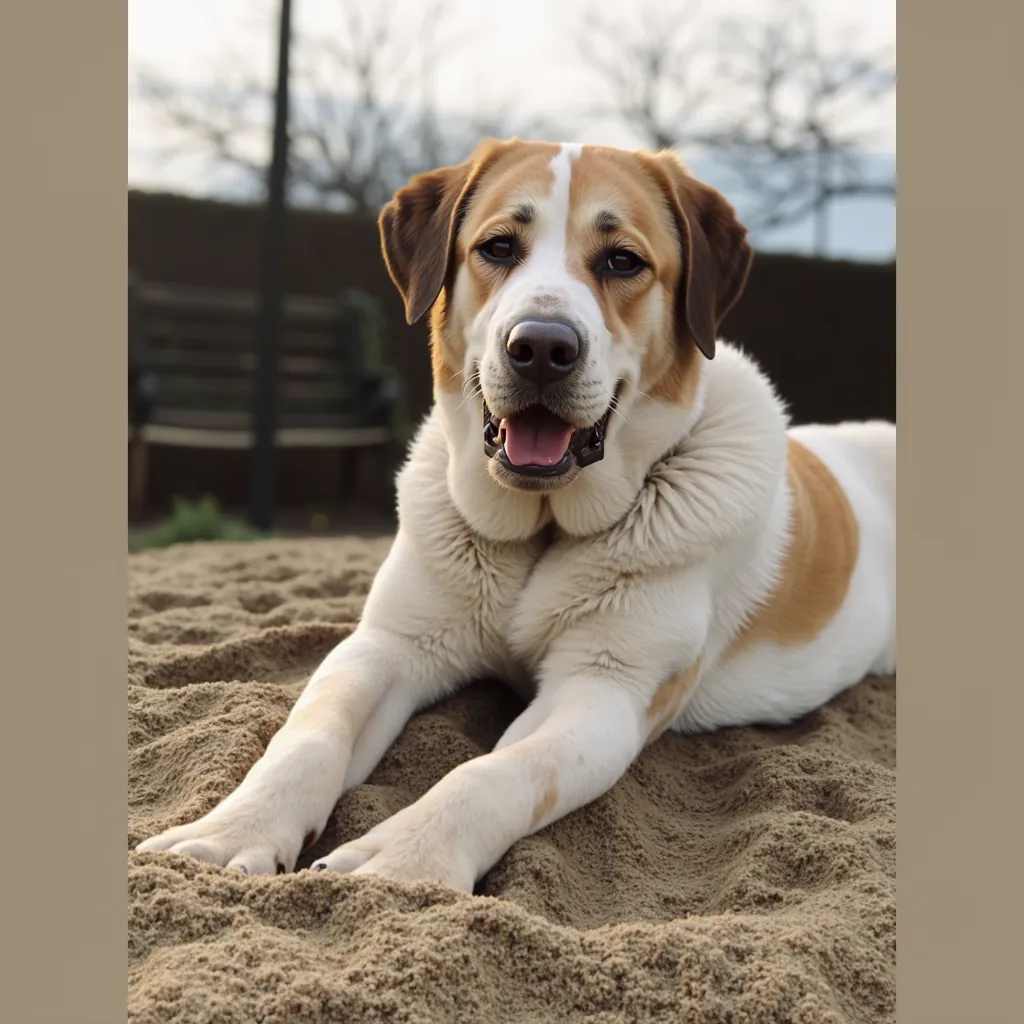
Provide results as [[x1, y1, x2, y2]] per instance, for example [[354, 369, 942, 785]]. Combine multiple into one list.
[[128, 538, 895, 1024]]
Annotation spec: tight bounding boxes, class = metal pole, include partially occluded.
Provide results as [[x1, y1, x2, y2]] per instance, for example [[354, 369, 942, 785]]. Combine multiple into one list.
[[249, 0, 292, 530], [813, 135, 830, 257]]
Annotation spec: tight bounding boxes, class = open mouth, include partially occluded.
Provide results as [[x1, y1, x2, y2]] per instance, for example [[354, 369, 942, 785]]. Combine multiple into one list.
[[482, 391, 617, 479]]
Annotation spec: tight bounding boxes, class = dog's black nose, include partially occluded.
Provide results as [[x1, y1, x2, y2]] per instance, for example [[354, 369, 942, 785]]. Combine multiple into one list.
[[505, 320, 581, 389]]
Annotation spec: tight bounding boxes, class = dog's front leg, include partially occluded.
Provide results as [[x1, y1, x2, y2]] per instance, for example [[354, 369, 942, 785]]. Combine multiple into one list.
[[135, 624, 455, 875], [315, 569, 711, 891], [311, 674, 652, 891]]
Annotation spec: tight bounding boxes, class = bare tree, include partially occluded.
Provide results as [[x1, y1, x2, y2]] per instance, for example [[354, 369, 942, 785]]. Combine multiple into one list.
[[575, 2, 720, 153], [577, 0, 895, 253], [133, 0, 548, 213]]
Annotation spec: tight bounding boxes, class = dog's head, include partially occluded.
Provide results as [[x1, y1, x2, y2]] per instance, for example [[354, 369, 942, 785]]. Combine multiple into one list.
[[379, 139, 752, 497]]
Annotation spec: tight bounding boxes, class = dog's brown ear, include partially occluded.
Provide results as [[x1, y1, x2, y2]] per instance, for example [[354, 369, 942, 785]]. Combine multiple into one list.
[[378, 139, 508, 325], [648, 152, 753, 360]]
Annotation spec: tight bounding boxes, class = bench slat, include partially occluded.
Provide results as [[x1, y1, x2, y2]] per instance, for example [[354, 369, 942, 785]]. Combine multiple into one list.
[[139, 422, 391, 450], [153, 375, 355, 400], [144, 320, 347, 356], [138, 282, 340, 324], [147, 406, 383, 430], [143, 350, 348, 379]]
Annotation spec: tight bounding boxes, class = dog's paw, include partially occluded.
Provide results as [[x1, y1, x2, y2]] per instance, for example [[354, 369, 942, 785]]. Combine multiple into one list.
[[310, 803, 476, 892], [135, 805, 315, 876]]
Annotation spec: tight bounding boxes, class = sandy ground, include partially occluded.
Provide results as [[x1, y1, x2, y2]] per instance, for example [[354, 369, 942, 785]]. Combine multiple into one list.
[[128, 537, 895, 1024]]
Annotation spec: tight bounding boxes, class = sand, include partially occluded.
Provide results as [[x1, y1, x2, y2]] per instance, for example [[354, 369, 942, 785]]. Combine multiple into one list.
[[128, 538, 895, 1024]]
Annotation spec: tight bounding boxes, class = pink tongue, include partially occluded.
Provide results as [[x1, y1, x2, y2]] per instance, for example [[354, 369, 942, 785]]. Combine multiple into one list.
[[500, 407, 575, 467]]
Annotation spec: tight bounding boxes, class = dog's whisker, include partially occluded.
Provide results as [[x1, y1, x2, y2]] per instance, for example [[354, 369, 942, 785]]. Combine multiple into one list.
[[456, 386, 484, 414], [607, 392, 632, 424]]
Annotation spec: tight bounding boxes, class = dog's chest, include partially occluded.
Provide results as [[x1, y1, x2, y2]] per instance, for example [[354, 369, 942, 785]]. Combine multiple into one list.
[[421, 527, 543, 676], [449, 530, 616, 679]]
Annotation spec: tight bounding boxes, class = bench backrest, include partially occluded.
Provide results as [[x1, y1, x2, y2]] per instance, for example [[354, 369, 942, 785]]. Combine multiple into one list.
[[129, 278, 394, 431]]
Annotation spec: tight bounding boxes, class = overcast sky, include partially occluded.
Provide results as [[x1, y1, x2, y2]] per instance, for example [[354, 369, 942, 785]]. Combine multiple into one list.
[[129, 0, 895, 259]]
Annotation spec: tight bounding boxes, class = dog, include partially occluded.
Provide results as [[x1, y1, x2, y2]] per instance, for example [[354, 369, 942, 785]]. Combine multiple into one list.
[[137, 140, 896, 892]]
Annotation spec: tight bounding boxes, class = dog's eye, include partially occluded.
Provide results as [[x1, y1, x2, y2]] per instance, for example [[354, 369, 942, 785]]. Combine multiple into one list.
[[604, 250, 646, 277], [478, 237, 517, 264]]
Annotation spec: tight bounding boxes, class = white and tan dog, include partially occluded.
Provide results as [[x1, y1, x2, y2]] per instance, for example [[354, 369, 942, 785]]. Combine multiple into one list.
[[138, 140, 896, 891]]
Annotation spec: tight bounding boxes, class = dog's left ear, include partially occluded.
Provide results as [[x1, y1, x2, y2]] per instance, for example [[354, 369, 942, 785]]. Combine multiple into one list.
[[378, 138, 510, 325], [648, 152, 754, 360]]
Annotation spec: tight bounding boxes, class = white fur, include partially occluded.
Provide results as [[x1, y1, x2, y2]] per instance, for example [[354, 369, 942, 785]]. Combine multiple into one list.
[[137, 146, 896, 892]]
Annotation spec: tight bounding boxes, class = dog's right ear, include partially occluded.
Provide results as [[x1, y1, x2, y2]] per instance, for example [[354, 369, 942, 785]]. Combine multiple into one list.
[[378, 140, 507, 325]]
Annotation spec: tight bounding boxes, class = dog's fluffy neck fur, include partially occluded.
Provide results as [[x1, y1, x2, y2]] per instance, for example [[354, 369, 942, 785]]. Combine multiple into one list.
[[398, 343, 790, 573]]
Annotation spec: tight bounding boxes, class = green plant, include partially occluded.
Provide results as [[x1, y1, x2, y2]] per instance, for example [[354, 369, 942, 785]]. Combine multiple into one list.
[[129, 496, 270, 552]]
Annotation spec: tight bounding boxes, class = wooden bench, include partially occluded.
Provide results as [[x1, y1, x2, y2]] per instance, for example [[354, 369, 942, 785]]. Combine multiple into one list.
[[128, 274, 404, 518]]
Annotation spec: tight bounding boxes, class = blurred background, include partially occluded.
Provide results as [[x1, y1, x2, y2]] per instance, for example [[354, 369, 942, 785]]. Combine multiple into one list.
[[127, 0, 895, 549]]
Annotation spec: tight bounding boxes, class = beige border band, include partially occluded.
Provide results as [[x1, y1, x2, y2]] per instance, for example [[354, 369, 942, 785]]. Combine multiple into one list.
[[899, 1, 1023, 1021], [1, 4, 127, 1022]]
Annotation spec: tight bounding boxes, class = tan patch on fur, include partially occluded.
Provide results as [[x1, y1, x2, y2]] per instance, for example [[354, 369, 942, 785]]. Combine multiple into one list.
[[429, 293, 461, 394], [431, 346, 460, 393], [646, 655, 704, 742], [457, 145, 559, 242], [567, 150, 675, 329], [287, 671, 375, 740], [566, 147, 706, 410], [530, 774, 559, 831], [644, 332, 702, 406], [727, 438, 860, 656], [432, 142, 560, 393]]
